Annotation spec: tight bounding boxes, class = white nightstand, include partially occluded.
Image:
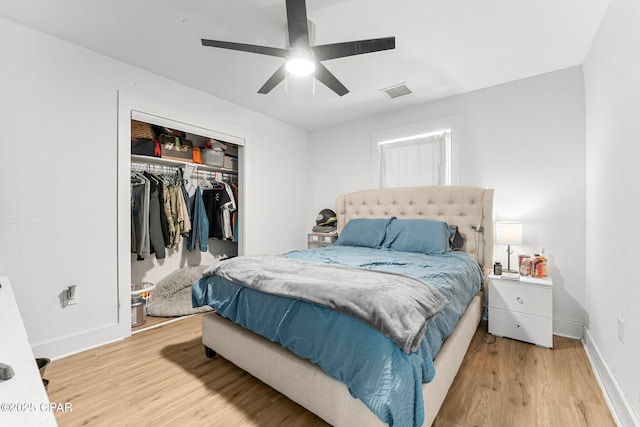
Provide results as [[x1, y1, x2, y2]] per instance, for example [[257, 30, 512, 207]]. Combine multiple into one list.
[[488, 274, 553, 348], [307, 233, 337, 249]]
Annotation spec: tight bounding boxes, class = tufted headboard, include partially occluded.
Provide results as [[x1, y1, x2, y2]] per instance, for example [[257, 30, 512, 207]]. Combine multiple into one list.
[[335, 186, 495, 270]]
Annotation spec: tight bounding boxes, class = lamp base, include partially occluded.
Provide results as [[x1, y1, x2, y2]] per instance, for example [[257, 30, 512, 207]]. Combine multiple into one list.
[[506, 244, 514, 272]]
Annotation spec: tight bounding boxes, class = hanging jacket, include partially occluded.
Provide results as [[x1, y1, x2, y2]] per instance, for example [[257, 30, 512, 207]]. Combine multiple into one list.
[[176, 185, 191, 236], [131, 173, 150, 259], [143, 172, 166, 260], [180, 185, 192, 238], [161, 182, 177, 248], [187, 187, 209, 252], [169, 185, 182, 248]]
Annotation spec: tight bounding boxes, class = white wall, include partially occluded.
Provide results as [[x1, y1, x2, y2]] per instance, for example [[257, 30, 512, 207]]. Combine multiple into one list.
[[583, 0, 640, 423], [309, 67, 586, 338], [0, 17, 309, 359]]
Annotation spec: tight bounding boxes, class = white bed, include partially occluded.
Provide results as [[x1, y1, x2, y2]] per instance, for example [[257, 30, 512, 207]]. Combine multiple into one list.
[[201, 186, 494, 426]]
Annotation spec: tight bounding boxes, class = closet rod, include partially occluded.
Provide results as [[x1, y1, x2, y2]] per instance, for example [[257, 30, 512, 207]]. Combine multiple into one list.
[[131, 162, 183, 174], [131, 163, 238, 185], [131, 161, 238, 177]]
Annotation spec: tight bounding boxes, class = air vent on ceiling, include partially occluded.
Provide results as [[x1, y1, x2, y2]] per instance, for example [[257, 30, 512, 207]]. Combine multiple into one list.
[[381, 83, 412, 99]]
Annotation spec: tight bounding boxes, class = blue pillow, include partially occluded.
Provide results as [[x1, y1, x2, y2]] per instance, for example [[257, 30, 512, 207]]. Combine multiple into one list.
[[335, 218, 394, 248], [382, 219, 451, 254]]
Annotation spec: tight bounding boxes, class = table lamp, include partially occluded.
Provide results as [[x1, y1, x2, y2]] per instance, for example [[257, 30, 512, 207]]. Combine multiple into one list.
[[495, 221, 523, 272]]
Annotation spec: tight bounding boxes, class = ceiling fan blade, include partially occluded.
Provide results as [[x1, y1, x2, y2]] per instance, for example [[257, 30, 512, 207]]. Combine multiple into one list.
[[314, 63, 349, 97], [312, 37, 395, 61], [258, 64, 287, 94], [201, 39, 288, 58], [285, 0, 310, 49]]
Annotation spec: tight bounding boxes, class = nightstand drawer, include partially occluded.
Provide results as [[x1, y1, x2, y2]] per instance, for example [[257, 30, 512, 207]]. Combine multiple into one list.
[[307, 233, 337, 249], [308, 242, 330, 249], [489, 307, 553, 348], [489, 280, 552, 317]]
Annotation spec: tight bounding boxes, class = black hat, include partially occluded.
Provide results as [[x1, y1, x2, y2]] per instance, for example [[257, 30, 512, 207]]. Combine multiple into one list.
[[316, 209, 337, 227]]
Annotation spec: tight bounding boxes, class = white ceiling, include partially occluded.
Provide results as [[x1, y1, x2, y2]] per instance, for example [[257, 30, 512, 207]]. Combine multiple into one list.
[[0, 0, 610, 130]]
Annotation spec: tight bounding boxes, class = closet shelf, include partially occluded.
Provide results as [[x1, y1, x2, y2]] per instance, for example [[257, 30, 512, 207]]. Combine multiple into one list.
[[131, 154, 237, 175]]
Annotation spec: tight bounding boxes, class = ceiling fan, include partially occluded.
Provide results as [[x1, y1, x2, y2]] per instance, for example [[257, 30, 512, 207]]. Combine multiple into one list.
[[201, 0, 395, 96]]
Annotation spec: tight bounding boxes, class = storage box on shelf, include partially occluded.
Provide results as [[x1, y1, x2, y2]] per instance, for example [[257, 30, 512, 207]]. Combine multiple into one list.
[[223, 155, 238, 171], [159, 135, 193, 161], [202, 149, 225, 167]]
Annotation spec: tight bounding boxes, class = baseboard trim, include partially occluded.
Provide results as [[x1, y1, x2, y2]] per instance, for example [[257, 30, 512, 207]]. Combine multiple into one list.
[[32, 323, 129, 361], [553, 317, 585, 339], [583, 327, 640, 427]]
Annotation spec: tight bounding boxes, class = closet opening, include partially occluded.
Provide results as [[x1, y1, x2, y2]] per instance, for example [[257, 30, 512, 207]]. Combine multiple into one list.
[[117, 92, 247, 338], [130, 120, 241, 332]]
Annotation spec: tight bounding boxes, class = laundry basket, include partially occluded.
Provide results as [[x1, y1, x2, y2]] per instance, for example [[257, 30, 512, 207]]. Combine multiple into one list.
[[131, 282, 156, 327]]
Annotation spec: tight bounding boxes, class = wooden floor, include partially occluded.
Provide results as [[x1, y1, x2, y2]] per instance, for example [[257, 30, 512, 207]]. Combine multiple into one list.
[[435, 322, 616, 426], [46, 315, 615, 427]]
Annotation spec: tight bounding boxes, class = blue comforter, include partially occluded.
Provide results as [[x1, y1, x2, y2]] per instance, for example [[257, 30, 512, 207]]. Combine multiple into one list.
[[192, 246, 482, 427]]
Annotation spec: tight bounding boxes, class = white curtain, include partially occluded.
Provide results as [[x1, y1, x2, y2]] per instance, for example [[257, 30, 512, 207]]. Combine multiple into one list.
[[379, 131, 450, 188]]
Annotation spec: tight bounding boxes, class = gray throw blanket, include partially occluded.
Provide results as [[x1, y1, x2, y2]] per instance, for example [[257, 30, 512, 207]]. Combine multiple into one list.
[[203, 256, 448, 353]]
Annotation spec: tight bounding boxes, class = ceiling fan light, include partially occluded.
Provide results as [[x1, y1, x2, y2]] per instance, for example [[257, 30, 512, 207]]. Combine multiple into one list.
[[286, 57, 316, 76]]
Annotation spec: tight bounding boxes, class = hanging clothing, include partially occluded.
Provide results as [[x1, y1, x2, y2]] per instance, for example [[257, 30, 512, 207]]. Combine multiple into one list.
[[143, 172, 166, 260], [131, 161, 238, 254], [161, 181, 177, 248], [176, 185, 191, 236], [131, 173, 150, 259], [202, 185, 232, 240], [187, 187, 209, 252], [231, 183, 239, 243], [180, 185, 192, 238], [221, 182, 237, 240], [168, 185, 182, 248], [156, 178, 171, 247]]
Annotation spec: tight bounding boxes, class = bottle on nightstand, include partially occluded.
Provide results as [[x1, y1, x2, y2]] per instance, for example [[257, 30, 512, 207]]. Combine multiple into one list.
[[493, 262, 502, 275]]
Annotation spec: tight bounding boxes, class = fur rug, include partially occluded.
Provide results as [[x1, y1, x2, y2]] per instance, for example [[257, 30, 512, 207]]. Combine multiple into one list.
[[147, 265, 212, 317]]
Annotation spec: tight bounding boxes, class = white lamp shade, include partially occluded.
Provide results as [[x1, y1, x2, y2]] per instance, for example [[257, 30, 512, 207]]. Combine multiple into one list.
[[495, 222, 523, 245]]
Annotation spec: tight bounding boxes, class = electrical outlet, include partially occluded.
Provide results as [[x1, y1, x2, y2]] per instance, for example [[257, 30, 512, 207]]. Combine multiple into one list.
[[617, 316, 624, 344], [65, 285, 78, 307]]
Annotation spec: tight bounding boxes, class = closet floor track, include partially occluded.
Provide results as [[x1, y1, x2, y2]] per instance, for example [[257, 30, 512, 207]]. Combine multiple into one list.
[[132, 315, 194, 334]]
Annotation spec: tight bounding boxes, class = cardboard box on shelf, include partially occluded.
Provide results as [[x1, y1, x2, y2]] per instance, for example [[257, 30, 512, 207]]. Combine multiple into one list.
[[225, 144, 238, 157], [223, 155, 238, 171]]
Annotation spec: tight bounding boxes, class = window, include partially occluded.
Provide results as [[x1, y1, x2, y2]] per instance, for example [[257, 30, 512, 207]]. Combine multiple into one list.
[[378, 129, 451, 188]]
